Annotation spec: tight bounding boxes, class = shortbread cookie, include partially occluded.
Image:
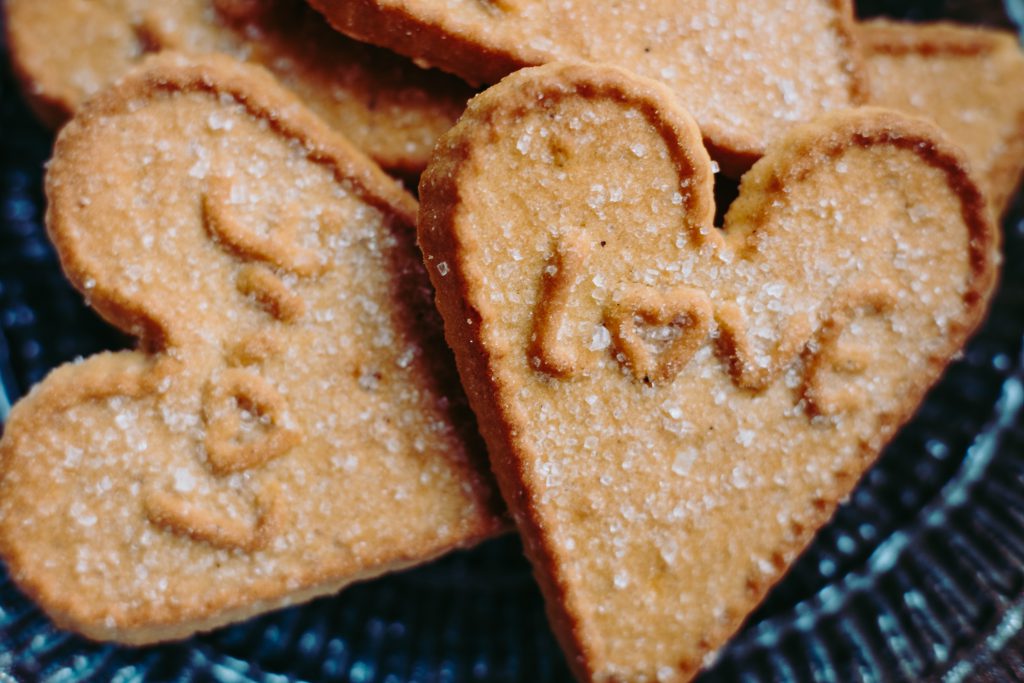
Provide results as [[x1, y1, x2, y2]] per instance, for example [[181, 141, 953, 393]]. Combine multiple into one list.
[[419, 63, 997, 681], [4, 0, 473, 173], [308, 0, 867, 175], [0, 53, 504, 645], [858, 20, 1024, 216]]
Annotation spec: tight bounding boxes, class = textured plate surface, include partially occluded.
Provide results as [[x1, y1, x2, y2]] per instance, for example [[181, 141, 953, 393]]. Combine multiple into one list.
[[1, 2, 1024, 681]]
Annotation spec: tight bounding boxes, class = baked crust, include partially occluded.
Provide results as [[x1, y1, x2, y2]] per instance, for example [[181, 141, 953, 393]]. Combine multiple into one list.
[[858, 19, 1024, 217], [309, 0, 868, 176], [0, 52, 505, 645], [3, 0, 474, 173], [419, 62, 997, 681]]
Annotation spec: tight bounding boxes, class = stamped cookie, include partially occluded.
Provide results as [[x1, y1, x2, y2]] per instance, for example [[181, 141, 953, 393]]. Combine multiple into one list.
[[858, 20, 1024, 216], [418, 63, 998, 681], [4, 0, 473, 174], [309, 0, 866, 175], [0, 53, 504, 644]]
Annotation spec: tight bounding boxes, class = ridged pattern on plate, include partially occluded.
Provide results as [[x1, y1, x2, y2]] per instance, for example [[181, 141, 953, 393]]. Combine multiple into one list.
[[1, 3, 1024, 681]]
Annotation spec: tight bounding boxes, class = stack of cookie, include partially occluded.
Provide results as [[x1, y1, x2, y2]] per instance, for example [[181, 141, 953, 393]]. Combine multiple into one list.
[[0, 1, 1019, 680]]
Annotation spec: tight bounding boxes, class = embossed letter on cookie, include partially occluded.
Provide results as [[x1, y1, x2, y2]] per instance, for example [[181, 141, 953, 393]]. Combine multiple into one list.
[[0, 54, 502, 645], [419, 63, 997, 682]]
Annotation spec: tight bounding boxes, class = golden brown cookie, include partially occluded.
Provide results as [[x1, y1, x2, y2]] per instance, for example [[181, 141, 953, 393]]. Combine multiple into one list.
[[309, 0, 867, 175], [4, 0, 474, 174], [418, 63, 998, 682], [0, 53, 504, 645], [858, 19, 1024, 216]]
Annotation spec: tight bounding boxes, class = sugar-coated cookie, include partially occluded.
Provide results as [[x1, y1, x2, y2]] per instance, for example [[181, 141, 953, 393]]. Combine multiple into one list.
[[309, 0, 867, 175], [419, 62, 998, 681], [858, 19, 1024, 216], [4, 0, 474, 173], [0, 53, 504, 645]]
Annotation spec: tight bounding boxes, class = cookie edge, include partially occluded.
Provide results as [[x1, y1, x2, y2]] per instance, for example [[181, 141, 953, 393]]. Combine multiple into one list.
[[311, 0, 869, 173], [0, 353, 499, 644], [0, 52, 505, 644], [857, 19, 1024, 216], [45, 51, 418, 349], [419, 63, 999, 680]]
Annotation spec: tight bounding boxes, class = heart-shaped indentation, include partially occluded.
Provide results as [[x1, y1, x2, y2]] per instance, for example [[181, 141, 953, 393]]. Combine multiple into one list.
[[603, 284, 712, 385], [420, 63, 996, 681], [202, 368, 302, 474]]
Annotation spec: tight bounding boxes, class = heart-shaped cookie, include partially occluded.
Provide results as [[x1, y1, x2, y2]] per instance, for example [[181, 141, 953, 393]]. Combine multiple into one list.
[[858, 19, 1024, 217], [5, 0, 473, 173], [0, 53, 503, 644], [419, 63, 997, 681], [310, 0, 866, 174]]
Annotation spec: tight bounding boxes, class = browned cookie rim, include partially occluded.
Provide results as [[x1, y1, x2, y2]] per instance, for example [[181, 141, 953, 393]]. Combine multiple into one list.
[[310, 0, 869, 172], [418, 61, 997, 681], [0, 52, 502, 644], [3, 0, 475, 173], [857, 19, 1024, 215], [47, 52, 416, 351]]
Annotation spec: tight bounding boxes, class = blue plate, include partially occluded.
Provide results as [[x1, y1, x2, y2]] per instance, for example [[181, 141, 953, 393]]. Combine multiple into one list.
[[2, 2, 1023, 680]]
